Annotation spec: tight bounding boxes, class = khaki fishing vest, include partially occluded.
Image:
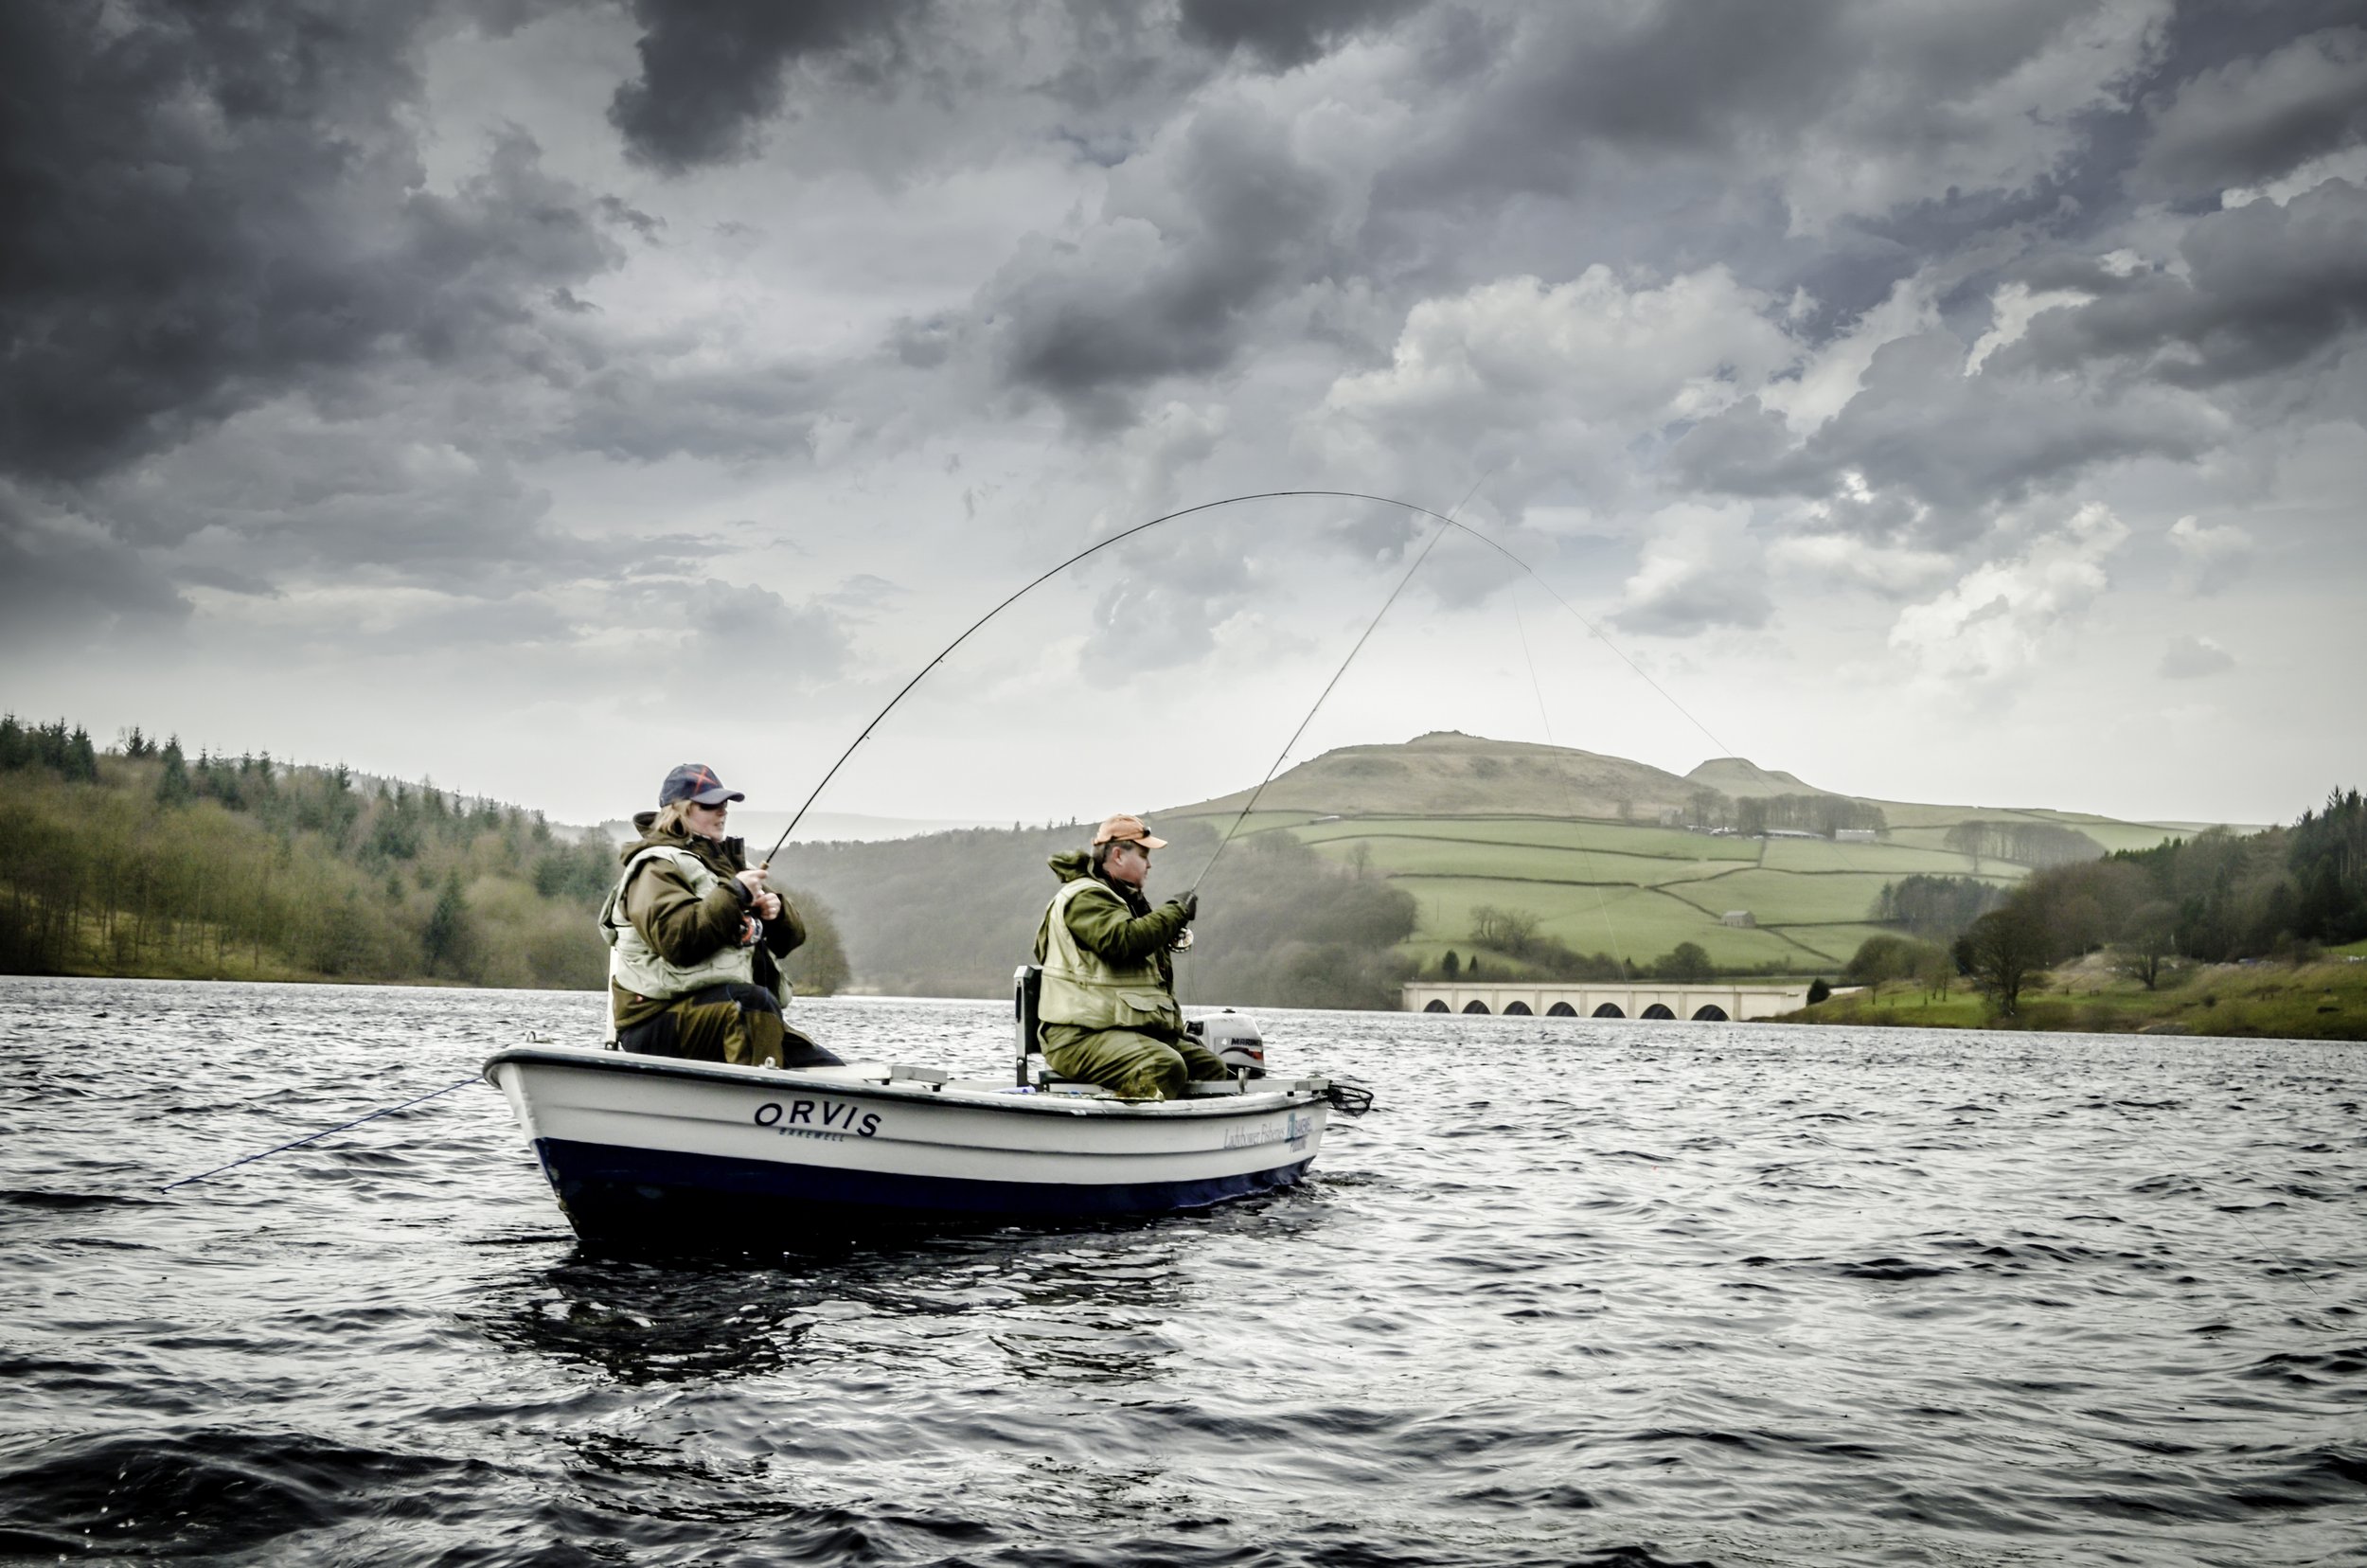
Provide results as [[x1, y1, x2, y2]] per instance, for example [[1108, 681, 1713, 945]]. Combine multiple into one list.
[[1037, 877, 1184, 1035], [599, 845, 772, 1036]]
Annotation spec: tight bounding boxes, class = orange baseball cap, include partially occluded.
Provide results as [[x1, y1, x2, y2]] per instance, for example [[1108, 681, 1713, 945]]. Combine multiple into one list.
[[1092, 813, 1167, 849]]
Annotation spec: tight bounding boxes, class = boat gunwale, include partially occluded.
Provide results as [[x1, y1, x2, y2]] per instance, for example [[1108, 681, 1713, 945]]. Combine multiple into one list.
[[481, 1044, 1329, 1120]]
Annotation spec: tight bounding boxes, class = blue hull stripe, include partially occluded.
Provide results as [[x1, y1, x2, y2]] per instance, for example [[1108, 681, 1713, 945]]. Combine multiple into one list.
[[534, 1137, 1314, 1236]]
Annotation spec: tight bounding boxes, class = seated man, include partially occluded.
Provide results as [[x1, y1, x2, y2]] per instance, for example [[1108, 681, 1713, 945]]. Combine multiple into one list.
[[600, 762, 841, 1070], [1033, 813, 1228, 1099]]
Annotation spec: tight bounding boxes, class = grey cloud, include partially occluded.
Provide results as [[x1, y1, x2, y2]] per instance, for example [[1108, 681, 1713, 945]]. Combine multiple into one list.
[[1380, 1, 2096, 205], [677, 579, 854, 678], [608, 0, 932, 173], [0, 2, 621, 484], [2004, 178, 2367, 388], [1176, 0, 1432, 71], [2135, 27, 2367, 196], [175, 564, 285, 598], [1665, 400, 1827, 501], [981, 102, 1347, 426], [1077, 521, 1262, 677], [825, 574, 906, 611], [1675, 334, 2219, 537], [1612, 565, 1772, 639], [0, 496, 191, 648], [1824, 336, 2216, 519], [2160, 633, 2234, 678], [79, 414, 731, 606], [359, 594, 583, 650], [560, 360, 833, 463]]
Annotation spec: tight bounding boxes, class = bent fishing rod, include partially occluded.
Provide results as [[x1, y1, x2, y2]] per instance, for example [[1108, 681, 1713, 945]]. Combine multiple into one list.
[[759, 488, 1735, 875]]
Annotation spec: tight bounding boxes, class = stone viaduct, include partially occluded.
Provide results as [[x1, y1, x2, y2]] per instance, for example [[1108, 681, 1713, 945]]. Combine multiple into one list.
[[1401, 982, 1811, 1022]]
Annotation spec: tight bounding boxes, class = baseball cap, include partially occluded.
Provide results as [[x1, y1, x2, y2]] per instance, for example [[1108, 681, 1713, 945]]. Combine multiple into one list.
[[658, 763, 745, 808], [1092, 812, 1167, 849]]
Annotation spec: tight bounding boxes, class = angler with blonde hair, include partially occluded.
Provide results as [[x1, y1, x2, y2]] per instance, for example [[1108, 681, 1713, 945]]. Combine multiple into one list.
[[601, 763, 840, 1070]]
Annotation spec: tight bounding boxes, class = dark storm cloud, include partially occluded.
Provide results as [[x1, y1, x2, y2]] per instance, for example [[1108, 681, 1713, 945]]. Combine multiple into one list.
[[2005, 179, 2367, 387], [1176, 0, 1432, 71], [0, 494, 190, 645], [981, 100, 1347, 427], [0, 1, 623, 486], [1380, 0, 2091, 205], [2134, 27, 2367, 196], [1673, 333, 2220, 540], [607, 0, 933, 173]]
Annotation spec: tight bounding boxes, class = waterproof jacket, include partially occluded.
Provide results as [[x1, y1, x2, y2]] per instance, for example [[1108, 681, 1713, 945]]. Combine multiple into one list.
[[1033, 850, 1189, 1040], [606, 811, 806, 1030]]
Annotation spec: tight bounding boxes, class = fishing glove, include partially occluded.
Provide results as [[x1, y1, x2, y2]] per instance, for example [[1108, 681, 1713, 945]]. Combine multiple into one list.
[[1176, 892, 1199, 923]]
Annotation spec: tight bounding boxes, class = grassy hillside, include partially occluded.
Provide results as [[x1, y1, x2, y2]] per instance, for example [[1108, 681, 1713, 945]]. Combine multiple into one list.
[[1157, 734, 2205, 980], [1178, 731, 1708, 821], [763, 733, 2218, 995]]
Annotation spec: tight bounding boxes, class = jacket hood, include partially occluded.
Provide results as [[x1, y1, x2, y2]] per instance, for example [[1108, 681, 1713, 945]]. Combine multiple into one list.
[[621, 810, 683, 864], [622, 811, 743, 868], [1047, 849, 1094, 882]]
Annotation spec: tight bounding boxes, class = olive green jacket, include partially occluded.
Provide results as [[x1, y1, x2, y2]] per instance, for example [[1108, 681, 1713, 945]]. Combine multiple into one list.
[[1033, 850, 1190, 1039], [610, 811, 806, 1028]]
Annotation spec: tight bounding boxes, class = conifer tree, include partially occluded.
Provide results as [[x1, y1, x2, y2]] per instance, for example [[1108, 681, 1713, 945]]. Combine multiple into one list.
[[157, 737, 193, 805]]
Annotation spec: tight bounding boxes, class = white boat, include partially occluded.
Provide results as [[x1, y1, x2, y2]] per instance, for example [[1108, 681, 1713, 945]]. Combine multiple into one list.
[[483, 968, 1366, 1244]]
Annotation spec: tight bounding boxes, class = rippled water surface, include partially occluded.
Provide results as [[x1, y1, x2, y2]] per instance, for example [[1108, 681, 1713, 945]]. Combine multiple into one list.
[[2, 977, 2362, 1566]]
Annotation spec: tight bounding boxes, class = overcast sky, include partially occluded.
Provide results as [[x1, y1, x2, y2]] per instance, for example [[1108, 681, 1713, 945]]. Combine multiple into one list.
[[5, 0, 2362, 830]]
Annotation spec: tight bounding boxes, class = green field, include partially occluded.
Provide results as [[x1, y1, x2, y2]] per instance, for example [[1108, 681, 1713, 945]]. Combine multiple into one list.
[[1388, 875, 1811, 970], [1270, 816, 2010, 971], [1242, 810, 2091, 977], [1154, 734, 2244, 983]]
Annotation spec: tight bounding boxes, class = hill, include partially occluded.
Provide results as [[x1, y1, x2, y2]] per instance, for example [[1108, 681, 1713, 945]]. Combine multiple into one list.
[[1686, 757, 1828, 798], [789, 732, 2214, 990], [1, 716, 2236, 1006], [0, 716, 850, 994], [1174, 731, 1707, 821], [1149, 732, 2215, 978]]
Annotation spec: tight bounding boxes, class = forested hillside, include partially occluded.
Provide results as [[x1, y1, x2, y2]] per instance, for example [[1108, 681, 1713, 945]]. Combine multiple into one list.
[[0, 716, 847, 994], [779, 818, 1415, 1009]]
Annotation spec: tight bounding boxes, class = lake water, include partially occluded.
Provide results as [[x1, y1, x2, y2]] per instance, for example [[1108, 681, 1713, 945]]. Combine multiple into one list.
[[1, 976, 2360, 1567]]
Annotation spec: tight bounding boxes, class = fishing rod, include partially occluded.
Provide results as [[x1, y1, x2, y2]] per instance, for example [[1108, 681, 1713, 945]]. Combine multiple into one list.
[[760, 488, 1735, 872], [159, 1077, 478, 1192]]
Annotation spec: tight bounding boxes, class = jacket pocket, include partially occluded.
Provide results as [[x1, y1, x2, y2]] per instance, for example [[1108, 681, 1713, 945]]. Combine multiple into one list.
[[1113, 989, 1173, 1028]]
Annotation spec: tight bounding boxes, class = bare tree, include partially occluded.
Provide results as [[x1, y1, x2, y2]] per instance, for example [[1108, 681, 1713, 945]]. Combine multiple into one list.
[[2115, 900, 2178, 990], [1958, 907, 2047, 1017]]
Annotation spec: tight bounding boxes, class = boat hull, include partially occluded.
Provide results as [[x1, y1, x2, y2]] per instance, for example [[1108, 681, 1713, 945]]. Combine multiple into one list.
[[485, 1045, 1330, 1243]]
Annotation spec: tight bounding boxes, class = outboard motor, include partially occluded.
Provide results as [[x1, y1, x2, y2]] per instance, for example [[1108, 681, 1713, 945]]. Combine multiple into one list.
[[1188, 1009, 1267, 1078]]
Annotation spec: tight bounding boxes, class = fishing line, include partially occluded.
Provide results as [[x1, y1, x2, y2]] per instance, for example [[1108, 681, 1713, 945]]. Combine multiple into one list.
[[759, 488, 1735, 870], [1512, 596, 1627, 974], [1187, 512, 1456, 897], [159, 1077, 477, 1192]]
